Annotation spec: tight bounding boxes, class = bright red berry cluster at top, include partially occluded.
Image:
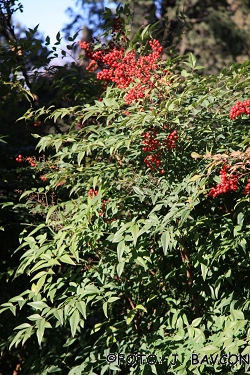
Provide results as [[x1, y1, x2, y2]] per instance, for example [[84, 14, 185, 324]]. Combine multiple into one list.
[[79, 19, 163, 104], [208, 164, 239, 198], [230, 99, 250, 120], [142, 128, 178, 173]]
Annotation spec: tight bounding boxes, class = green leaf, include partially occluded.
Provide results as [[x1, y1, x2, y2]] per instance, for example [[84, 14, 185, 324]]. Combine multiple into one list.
[[190, 174, 201, 182], [126, 309, 137, 325], [107, 296, 120, 303], [46, 206, 57, 224], [179, 208, 190, 226], [60, 254, 75, 265], [161, 232, 170, 255], [27, 314, 43, 321], [36, 318, 51, 346], [231, 309, 244, 320], [54, 309, 64, 326], [1, 202, 14, 208], [9, 296, 25, 303], [237, 212, 244, 226], [103, 301, 108, 318], [201, 263, 208, 281], [47, 366, 61, 373], [198, 345, 219, 354], [101, 364, 110, 375], [135, 304, 147, 312], [91, 322, 103, 334], [241, 346, 250, 355], [191, 317, 202, 327], [84, 284, 100, 295], [117, 240, 125, 262], [69, 309, 80, 337], [191, 152, 202, 159], [76, 301, 87, 319], [35, 275, 46, 294], [135, 256, 148, 270], [77, 151, 85, 165], [28, 301, 48, 310], [117, 262, 125, 277], [130, 223, 139, 246], [141, 24, 150, 40], [14, 323, 32, 330], [9, 329, 25, 349], [68, 366, 82, 375], [188, 53, 196, 68]]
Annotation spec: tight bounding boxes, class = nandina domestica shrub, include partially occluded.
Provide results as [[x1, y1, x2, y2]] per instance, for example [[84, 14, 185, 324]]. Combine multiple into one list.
[[1, 5, 250, 375]]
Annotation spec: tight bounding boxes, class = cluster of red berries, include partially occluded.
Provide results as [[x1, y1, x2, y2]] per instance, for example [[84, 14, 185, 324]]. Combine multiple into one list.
[[26, 157, 36, 167], [208, 165, 239, 198], [88, 188, 98, 198], [167, 130, 178, 149], [16, 154, 23, 163], [142, 129, 161, 152], [230, 99, 250, 120], [16, 155, 36, 167], [244, 179, 250, 195], [79, 35, 163, 104], [142, 128, 162, 172], [142, 128, 178, 173], [40, 175, 47, 182]]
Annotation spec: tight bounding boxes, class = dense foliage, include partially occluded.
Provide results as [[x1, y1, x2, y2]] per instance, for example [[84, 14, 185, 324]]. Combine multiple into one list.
[[1, 1, 250, 375]]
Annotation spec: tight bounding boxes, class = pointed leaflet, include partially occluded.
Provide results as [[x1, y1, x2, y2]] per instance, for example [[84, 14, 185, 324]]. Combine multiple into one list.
[[135, 257, 148, 270], [135, 304, 147, 312], [46, 206, 57, 224], [60, 254, 75, 265], [28, 301, 48, 310], [117, 262, 125, 277], [27, 314, 43, 321], [69, 309, 80, 337], [117, 240, 125, 262], [161, 232, 170, 255], [130, 223, 139, 246], [126, 309, 137, 325], [103, 301, 108, 318], [54, 309, 64, 326], [198, 345, 219, 355], [36, 318, 46, 346], [14, 323, 32, 330], [9, 329, 25, 349], [76, 301, 86, 320]]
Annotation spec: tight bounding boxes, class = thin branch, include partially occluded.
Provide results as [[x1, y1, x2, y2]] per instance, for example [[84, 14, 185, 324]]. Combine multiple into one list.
[[0, 1, 32, 90]]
